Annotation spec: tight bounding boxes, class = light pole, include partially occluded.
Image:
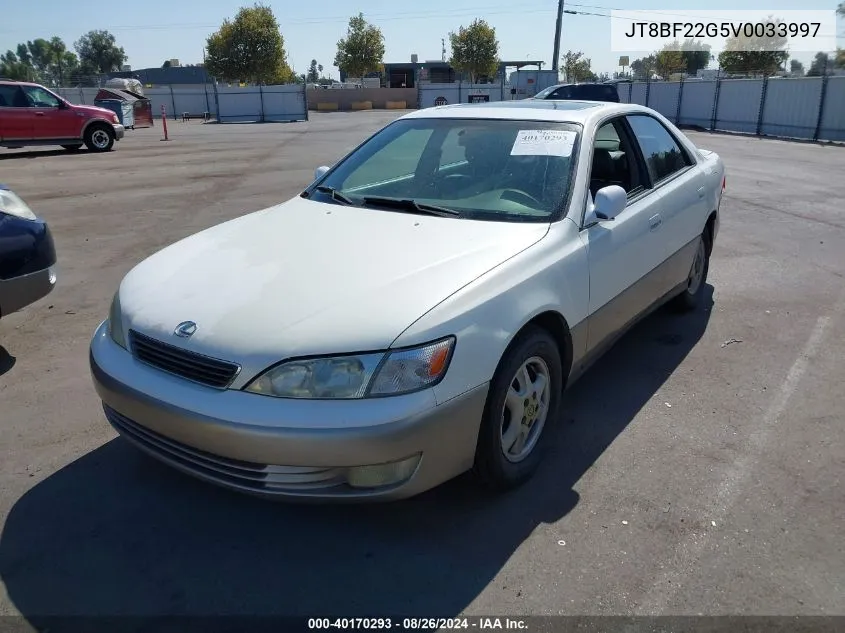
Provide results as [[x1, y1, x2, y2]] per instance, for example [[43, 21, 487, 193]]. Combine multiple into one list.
[[552, 0, 565, 73]]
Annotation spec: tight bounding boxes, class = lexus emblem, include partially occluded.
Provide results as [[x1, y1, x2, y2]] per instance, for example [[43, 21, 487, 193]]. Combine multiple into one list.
[[174, 321, 197, 338]]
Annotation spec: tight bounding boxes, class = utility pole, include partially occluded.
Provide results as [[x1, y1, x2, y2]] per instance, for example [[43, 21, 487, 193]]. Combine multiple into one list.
[[552, 0, 565, 73]]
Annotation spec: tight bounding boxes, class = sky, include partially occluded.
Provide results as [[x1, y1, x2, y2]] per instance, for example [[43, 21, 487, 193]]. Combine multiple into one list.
[[1, 0, 842, 78]]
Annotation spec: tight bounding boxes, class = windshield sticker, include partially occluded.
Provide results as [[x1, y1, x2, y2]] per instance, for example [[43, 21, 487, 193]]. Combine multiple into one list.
[[511, 130, 577, 157]]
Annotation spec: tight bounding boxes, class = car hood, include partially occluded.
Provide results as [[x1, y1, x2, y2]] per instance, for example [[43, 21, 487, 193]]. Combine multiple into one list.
[[119, 197, 549, 376], [74, 104, 116, 118]]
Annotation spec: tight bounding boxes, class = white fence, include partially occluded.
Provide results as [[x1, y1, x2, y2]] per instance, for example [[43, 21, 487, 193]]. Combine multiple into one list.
[[418, 82, 507, 109], [55, 84, 308, 124], [617, 76, 845, 142]]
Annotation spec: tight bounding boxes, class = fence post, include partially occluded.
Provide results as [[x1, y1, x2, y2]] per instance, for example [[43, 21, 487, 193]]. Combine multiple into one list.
[[170, 85, 177, 120], [627, 81, 632, 102], [813, 75, 829, 142], [645, 77, 651, 108], [710, 76, 722, 131], [204, 83, 210, 116], [259, 84, 265, 122], [755, 76, 769, 136], [212, 82, 221, 122], [675, 76, 684, 125]]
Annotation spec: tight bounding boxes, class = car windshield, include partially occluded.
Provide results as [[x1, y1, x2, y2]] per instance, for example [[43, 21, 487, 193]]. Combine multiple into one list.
[[310, 117, 581, 222]]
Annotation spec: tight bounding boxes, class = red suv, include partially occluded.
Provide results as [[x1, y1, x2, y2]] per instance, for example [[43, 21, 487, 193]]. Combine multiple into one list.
[[0, 80, 125, 153]]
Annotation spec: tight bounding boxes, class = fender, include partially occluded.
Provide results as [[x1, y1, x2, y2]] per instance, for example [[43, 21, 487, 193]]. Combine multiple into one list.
[[394, 218, 591, 406], [80, 117, 116, 138]]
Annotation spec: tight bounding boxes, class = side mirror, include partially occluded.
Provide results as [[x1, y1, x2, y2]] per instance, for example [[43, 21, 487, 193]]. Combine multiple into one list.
[[57, 100, 69, 109], [586, 185, 627, 224], [314, 165, 330, 181]]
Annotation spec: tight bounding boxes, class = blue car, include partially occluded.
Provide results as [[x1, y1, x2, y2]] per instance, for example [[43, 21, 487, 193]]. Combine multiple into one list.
[[0, 185, 57, 320]]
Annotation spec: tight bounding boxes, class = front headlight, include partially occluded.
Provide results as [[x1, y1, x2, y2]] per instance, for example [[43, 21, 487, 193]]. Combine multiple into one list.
[[244, 337, 455, 399], [108, 292, 127, 349], [0, 189, 37, 221]]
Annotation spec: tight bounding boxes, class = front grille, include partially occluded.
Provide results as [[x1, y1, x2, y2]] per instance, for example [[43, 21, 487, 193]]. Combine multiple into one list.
[[104, 405, 346, 492], [128, 330, 240, 389]]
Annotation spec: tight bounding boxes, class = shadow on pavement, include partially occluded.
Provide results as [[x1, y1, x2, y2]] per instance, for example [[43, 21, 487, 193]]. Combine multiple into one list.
[[0, 289, 713, 620], [0, 345, 16, 377], [0, 149, 94, 161]]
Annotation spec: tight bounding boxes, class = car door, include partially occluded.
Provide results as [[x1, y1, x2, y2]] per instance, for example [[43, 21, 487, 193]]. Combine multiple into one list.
[[625, 114, 710, 290], [21, 85, 77, 140], [0, 85, 35, 141], [580, 116, 669, 352]]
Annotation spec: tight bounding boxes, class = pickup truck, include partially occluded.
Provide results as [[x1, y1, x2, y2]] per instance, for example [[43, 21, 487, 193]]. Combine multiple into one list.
[[0, 79, 125, 152]]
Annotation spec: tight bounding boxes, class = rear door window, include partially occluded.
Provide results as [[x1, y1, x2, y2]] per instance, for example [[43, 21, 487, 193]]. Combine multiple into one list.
[[626, 115, 692, 184]]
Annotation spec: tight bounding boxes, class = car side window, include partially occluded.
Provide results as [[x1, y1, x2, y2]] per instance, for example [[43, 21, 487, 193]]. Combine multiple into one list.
[[0, 86, 30, 108], [589, 119, 641, 199], [626, 115, 691, 184], [550, 87, 571, 99], [22, 86, 61, 108]]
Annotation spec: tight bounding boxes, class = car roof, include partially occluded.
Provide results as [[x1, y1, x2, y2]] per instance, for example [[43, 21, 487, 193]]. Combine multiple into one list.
[[401, 100, 654, 126], [0, 80, 39, 87]]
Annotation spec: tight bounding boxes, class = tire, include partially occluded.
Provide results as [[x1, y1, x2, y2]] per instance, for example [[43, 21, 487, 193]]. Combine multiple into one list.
[[62, 144, 82, 152], [472, 324, 564, 491], [671, 228, 711, 312], [84, 124, 115, 152]]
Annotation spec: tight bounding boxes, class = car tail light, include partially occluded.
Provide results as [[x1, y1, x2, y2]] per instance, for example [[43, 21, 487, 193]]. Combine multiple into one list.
[[722, 175, 726, 191]]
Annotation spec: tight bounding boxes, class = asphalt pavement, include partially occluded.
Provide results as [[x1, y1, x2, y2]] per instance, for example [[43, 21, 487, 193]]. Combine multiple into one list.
[[0, 112, 843, 624]]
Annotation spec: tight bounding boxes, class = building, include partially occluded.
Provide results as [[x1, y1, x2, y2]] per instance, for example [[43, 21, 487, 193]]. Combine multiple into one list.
[[341, 60, 546, 88], [107, 66, 213, 89]]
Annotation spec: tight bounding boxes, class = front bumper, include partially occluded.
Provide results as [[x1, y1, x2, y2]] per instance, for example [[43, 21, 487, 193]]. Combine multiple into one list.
[[89, 322, 488, 501], [113, 124, 125, 140]]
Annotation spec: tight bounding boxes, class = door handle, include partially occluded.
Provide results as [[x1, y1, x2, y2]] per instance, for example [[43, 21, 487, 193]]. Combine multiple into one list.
[[697, 186, 705, 199], [649, 214, 662, 230], [35, 112, 45, 116]]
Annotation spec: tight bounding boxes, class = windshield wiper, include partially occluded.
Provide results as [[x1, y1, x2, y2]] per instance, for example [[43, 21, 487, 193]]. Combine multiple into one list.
[[315, 185, 356, 205], [358, 196, 461, 218]]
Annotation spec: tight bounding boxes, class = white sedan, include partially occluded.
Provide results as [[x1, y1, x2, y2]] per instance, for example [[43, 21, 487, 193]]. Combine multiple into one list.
[[90, 100, 725, 501]]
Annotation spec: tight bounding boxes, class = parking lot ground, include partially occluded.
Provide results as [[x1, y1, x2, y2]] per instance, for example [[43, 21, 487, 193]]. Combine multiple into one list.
[[0, 113, 844, 621]]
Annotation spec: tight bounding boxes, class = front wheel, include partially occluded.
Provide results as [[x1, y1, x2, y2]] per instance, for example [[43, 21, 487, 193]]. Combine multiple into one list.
[[472, 325, 563, 491], [84, 124, 115, 152]]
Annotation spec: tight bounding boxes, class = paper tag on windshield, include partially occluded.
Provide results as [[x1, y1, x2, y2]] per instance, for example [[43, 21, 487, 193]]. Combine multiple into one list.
[[511, 130, 576, 157]]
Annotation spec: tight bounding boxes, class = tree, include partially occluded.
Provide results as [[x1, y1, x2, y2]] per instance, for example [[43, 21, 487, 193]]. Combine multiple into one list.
[[680, 39, 712, 76], [74, 30, 127, 74], [162, 60, 172, 68], [0, 37, 77, 85], [307, 59, 319, 83], [807, 52, 832, 76], [789, 59, 805, 75], [317, 63, 323, 77], [835, 49, 845, 69], [630, 55, 657, 80], [334, 13, 385, 80], [448, 18, 499, 83], [0, 51, 36, 81], [561, 50, 592, 82], [839, 2, 845, 16], [717, 18, 788, 76], [205, 4, 294, 85], [655, 42, 687, 79]]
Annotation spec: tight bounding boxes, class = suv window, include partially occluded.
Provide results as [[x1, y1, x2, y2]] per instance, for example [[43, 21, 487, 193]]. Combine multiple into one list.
[[0, 85, 29, 108], [548, 84, 618, 102], [626, 115, 691, 183], [22, 86, 61, 108]]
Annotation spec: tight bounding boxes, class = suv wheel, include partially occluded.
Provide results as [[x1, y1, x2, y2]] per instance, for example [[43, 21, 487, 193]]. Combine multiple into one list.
[[84, 124, 115, 152]]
